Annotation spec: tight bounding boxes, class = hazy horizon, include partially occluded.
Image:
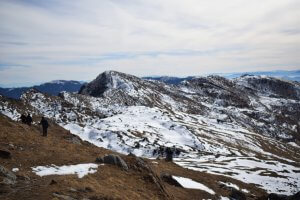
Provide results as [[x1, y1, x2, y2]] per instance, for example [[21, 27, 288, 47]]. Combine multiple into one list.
[[0, 69, 299, 88]]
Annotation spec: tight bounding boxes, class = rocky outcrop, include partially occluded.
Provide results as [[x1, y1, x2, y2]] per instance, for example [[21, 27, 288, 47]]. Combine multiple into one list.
[[160, 172, 182, 187], [96, 154, 128, 171], [268, 192, 300, 200], [229, 188, 246, 200]]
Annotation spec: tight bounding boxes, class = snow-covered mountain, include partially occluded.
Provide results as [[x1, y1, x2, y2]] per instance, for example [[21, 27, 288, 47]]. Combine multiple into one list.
[[144, 70, 300, 84], [143, 76, 195, 85], [1, 70, 299, 195], [0, 80, 84, 99]]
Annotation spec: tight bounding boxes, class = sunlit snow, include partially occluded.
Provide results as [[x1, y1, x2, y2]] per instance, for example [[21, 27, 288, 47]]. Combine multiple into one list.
[[173, 176, 215, 195], [32, 163, 99, 178]]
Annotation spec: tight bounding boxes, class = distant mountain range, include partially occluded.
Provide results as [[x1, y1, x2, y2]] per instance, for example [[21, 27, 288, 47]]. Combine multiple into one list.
[[143, 70, 300, 84], [217, 70, 300, 81], [0, 80, 84, 99], [0, 70, 299, 99]]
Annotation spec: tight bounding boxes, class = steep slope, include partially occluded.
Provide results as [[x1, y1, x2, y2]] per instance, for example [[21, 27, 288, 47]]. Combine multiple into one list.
[[179, 75, 300, 139], [1, 114, 274, 200], [0, 115, 170, 200], [79, 71, 205, 114]]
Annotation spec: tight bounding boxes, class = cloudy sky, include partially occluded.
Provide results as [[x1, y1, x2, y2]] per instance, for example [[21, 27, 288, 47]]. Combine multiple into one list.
[[0, 0, 299, 86]]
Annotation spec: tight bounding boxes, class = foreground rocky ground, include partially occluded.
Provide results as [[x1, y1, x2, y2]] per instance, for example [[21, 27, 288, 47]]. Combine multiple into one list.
[[0, 114, 277, 200]]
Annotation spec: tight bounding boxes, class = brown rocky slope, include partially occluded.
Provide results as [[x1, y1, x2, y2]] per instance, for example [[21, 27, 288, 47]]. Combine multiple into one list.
[[0, 114, 270, 200]]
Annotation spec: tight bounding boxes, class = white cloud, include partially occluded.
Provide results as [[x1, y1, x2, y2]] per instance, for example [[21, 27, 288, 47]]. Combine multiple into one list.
[[0, 0, 299, 85]]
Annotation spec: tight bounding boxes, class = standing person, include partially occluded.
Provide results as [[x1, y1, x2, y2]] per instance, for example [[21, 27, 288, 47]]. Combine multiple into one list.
[[40, 117, 49, 137], [165, 147, 174, 162], [26, 114, 32, 126], [20, 114, 27, 124]]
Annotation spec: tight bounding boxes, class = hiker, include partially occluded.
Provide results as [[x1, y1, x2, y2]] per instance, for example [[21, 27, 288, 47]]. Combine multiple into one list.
[[159, 146, 165, 157], [165, 147, 174, 162], [20, 114, 27, 124], [40, 117, 49, 137], [26, 114, 33, 126], [175, 148, 181, 156]]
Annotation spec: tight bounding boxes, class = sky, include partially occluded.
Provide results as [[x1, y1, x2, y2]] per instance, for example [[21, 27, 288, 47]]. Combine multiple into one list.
[[0, 0, 300, 87]]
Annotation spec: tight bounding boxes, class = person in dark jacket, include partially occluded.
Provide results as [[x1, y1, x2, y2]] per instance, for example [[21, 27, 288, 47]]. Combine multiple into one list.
[[26, 114, 32, 126], [20, 114, 27, 124], [165, 147, 174, 162], [40, 117, 49, 137]]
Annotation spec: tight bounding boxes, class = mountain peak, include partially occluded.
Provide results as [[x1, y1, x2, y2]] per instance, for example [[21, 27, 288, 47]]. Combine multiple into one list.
[[79, 71, 138, 97]]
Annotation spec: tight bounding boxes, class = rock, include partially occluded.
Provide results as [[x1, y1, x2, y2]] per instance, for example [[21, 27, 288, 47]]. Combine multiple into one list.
[[8, 143, 15, 150], [95, 157, 104, 163], [131, 157, 170, 199], [0, 165, 17, 185], [17, 174, 30, 180], [135, 157, 150, 171], [268, 193, 288, 200], [78, 187, 93, 193], [230, 188, 246, 200], [96, 154, 128, 171], [70, 137, 81, 145], [289, 192, 300, 200], [17, 174, 30, 184], [63, 136, 82, 145], [52, 192, 77, 200], [268, 191, 300, 200], [0, 183, 12, 194], [50, 179, 57, 185], [0, 150, 11, 159], [69, 187, 77, 192], [160, 172, 182, 187]]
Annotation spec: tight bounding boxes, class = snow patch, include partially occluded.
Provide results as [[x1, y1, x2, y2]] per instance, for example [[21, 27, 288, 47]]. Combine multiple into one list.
[[12, 168, 19, 172], [32, 163, 99, 178], [173, 176, 215, 195]]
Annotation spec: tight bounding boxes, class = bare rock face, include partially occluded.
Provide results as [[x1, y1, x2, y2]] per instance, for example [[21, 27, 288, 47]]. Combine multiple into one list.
[[79, 71, 112, 97], [96, 154, 129, 171]]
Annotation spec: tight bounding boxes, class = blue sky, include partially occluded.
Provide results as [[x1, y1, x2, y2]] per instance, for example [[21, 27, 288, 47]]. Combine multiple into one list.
[[0, 0, 300, 86]]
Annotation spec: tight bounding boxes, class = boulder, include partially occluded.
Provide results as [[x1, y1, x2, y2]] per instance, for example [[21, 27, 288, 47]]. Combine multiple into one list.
[[135, 157, 151, 171], [53, 192, 77, 200], [268, 192, 300, 200], [0, 150, 11, 159], [96, 154, 128, 171], [160, 172, 182, 187], [0, 165, 17, 185], [229, 188, 246, 200]]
